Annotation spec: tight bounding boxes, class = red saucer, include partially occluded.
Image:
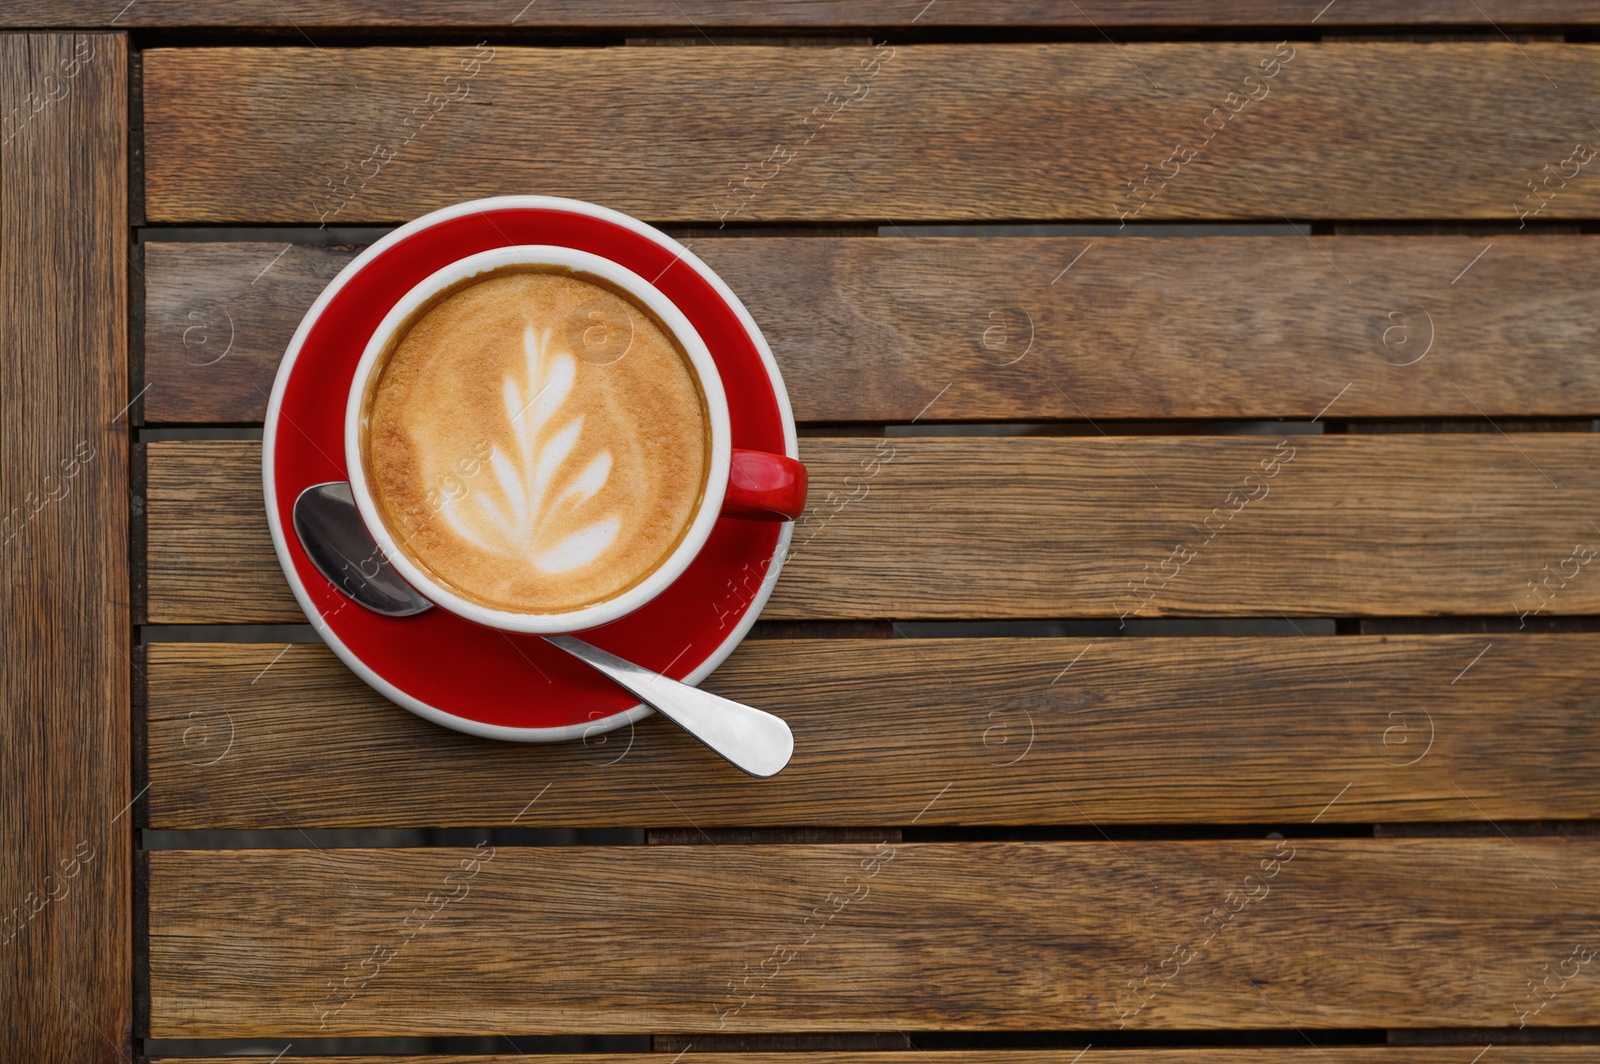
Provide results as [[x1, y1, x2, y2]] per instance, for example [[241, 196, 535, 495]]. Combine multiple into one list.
[[263, 198, 796, 742]]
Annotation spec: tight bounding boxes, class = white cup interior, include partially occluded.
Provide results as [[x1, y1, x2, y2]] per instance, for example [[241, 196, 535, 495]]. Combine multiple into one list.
[[343, 245, 732, 634]]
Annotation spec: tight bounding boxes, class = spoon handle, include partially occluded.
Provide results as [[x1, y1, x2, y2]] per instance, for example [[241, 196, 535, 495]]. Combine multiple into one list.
[[544, 635, 794, 778]]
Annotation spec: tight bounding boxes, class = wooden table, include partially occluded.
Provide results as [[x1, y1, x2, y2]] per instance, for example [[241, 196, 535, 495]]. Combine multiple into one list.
[[7, 3, 1600, 1060]]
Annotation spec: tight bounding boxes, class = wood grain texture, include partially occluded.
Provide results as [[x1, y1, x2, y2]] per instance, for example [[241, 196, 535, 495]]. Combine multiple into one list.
[[141, 236, 1600, 425], [14, 1, 1600, 28], [146, 435, 1600, 622], [142, 43, 1600, 224], [144, 1054, 1600, 1064], [145, 635, 1600, 828], [147, 839, 1600, 1036], [142, 241, 349, 424], [0, 31, 131, 1064]]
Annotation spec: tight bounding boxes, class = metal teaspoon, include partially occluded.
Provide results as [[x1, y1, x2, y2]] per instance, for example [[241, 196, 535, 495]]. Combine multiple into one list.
[[291, 482, 793, 778]]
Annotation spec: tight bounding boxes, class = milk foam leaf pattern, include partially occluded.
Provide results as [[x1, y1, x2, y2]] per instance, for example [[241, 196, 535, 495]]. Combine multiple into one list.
[[438, 324, 619, 571]]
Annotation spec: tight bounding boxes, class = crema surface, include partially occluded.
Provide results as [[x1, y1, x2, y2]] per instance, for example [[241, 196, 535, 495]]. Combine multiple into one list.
[[362, 268, 710, 615]]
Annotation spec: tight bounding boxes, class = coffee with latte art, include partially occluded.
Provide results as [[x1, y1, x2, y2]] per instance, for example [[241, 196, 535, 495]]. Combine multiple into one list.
[[360, 266, 711, 615]]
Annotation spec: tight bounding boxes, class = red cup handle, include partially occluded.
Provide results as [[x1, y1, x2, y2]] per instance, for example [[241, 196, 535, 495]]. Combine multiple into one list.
[[721, 448, 807, 521]]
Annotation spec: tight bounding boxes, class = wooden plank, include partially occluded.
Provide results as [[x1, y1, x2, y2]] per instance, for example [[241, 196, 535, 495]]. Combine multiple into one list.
[[0, 31, 131, 1063], [142, 235, 1600, 425], [142, 241, 350, 424], [650, 830, 904, 844], [147, 435, 1600, 622], [15, 1, 1600, 28], [143, 43, 1600, 224], [143, 1054, 1600, 1064], [147, 838, 1600, 1036], [146, 634, 1600, 828]]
